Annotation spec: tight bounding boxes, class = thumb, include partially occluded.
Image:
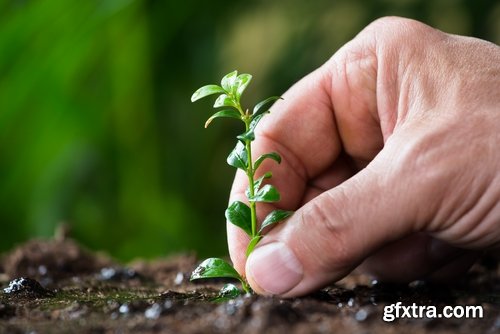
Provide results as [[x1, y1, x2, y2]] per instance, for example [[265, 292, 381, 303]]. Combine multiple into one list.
[[245, 135, 433, 297]]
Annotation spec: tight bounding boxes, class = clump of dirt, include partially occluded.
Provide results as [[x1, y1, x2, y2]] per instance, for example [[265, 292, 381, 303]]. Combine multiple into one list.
[[0, 238, 498, 334], [2, 238, 112, 286]]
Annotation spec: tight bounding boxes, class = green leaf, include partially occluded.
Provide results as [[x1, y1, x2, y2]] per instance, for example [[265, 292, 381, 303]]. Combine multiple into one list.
[[250, 184, 280, 202], [191, 85, 225, 102], [254, 152, 281, 171], [190, 258, 242, 281], [227, 141, 248, 170], [259, 210, 293, 234], [213, 283, 242, 302], [221, 70, 238, 92], [225, 201, 252, 236], [205, 109, 241, 128], [245, 235, 263, 257], [213, 94, 237, 108], [245, 172, 272, 198], [236, 129, 255, 142], [234, 73, 252, 99], [253, 96, 282, 116]]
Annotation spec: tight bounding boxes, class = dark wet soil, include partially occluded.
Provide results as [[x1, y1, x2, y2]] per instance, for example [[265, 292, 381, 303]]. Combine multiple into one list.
[[0, 238, 498, 333]]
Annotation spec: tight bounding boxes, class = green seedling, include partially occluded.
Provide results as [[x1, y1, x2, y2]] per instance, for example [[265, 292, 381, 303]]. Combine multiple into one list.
[[190, 70, 293, 296]]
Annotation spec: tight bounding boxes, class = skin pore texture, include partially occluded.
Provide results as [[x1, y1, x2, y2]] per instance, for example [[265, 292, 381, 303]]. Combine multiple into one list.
[[227, 17, 500, 297]]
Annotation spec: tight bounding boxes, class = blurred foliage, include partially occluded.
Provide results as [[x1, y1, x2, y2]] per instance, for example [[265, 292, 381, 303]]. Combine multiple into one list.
[[0, 0, 498, 261]]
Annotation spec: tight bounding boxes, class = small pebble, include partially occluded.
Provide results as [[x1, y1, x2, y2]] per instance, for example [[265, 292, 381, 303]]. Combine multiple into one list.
[[163, 300, 173, 309], [38, 265, 48, 276], [144, 303, 162, 320], [355, 309, 368, 322], [347, 298, 355, 307], [100, 268, 116, 280], [232, 298, 244, 308], [119, 304, 130, 314], [224, 303, 238, 316], [99, 267, 138, 281], [174, 272, 184, 285]]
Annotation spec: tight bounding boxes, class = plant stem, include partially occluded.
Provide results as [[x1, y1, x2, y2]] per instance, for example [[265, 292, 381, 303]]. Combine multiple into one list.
[[240, 141, 255, 294], [243, 117, 257, 238], [235, 100, 258, 239], [240, 278, 251, 294]]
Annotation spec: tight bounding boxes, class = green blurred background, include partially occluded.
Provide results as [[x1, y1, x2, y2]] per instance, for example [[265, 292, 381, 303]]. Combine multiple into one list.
[[0, 0, 499, 261]]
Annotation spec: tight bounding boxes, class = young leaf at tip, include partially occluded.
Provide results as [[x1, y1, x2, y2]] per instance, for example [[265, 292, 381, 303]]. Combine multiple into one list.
[[225, 201, 252, 236], [259, 210, 293, 234], [190, 258, 242, 281], [191, 85, 226, 102], [205, 109, 241, 128], [221, 70, 238, 92], [234, 73, 252, 100]]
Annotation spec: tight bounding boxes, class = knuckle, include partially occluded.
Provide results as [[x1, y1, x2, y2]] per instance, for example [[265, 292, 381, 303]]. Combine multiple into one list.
[[368, 16, 429, 36], [364, 16, 440, 50]]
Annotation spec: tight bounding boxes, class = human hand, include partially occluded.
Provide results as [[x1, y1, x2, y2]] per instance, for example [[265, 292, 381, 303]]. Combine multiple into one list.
[[227, 17, 500, 297]]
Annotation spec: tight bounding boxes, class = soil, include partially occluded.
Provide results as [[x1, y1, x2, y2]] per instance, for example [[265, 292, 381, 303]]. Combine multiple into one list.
[[0, 237, 498, 334]]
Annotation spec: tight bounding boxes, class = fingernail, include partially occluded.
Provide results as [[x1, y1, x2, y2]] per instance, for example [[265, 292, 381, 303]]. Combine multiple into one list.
[[427, 239, 464, 264], [247, 242, 303, 295]]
